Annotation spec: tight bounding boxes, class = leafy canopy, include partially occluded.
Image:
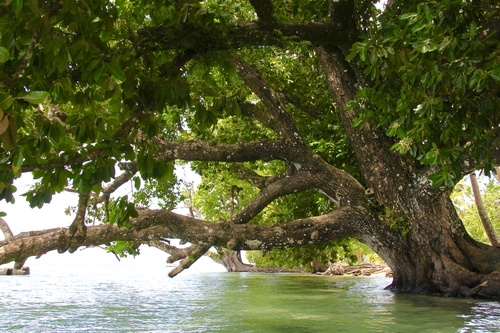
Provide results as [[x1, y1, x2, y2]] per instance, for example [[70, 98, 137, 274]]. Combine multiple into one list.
[[0, 0, 498, 235], [348, 0, 500, 186]]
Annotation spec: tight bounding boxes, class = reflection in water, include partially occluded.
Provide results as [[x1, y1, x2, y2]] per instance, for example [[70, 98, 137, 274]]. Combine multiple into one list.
[[0, 264, 499, 332]]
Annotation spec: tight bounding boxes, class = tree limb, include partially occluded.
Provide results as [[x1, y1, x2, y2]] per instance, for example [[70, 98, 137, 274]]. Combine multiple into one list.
[[0, 217, 13, 240], [0, 207, 376, 276], [146, 240, 214, 276], [93, 165, 138, 205], [314, 45, 443, 205], [136, 21, 353, 56], [230, 168, 322, 224], [151, 138, 298, 163], [470, 172, 500, 248], [249, 0, 278, 29], [62, 191, 91, 254], [167, 244, 211, 277], [234, 54, 305, 146]]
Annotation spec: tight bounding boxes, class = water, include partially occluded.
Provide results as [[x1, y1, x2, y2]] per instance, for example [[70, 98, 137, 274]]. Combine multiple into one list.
[[1, 264, 499, 332]]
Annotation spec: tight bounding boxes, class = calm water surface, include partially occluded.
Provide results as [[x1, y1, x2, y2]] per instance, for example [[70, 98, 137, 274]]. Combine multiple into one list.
[[0, 264, 499, 332]]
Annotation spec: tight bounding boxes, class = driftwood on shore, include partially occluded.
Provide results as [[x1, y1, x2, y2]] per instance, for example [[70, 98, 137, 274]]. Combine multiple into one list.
[[0, 266, 30, 276], [244, 267, 305, 273], [322, 263, 392, 277], [219, 262, 392, 276]]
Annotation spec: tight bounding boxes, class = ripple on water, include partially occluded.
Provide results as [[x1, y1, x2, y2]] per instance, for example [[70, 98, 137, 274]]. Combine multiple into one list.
[[1, 267, 499, 333]]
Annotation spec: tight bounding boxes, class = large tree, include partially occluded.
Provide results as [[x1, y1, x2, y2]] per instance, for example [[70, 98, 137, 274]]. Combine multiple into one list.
[[0, 0, 499, 298]]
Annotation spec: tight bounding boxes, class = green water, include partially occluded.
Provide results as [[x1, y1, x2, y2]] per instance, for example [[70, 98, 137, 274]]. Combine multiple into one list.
[[0, 264, 498, 332]]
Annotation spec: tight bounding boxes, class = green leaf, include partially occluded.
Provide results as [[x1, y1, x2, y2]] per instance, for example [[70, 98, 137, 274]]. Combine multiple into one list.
[[26, 0, 39, 14], [428, 171, 445, 187], [133, 176, 141, 190], [104, 62, 126, 82], [12, 149, 23, 168], [359, 47, 367, 62], [11, 0, 23, 13], [0, 93, 13, 110], [127, 204, 138, 218], [0, 47, 10, 63], [399, 13, 417, 21], [233, 100, 241, 116], [489, 67, 500, 82], [51, 83, 64, 102], [352, 118, 364, 128], [86, 59, 101, 71], [0, 116, 17, 150], [470, 21, 477, 38], [91, 64, 104, 82], [17, 91, 50, 104], [345, 46, 358, 61], [12, 149, 23, 176]]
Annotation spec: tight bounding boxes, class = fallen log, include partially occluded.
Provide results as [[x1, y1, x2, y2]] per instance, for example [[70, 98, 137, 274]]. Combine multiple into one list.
[[322, 263, 392, 277]]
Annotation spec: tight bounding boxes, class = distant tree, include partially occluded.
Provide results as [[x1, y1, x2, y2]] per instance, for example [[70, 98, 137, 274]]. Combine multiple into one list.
[[469, 172, 500, 247], [452, 177, 500, 246]]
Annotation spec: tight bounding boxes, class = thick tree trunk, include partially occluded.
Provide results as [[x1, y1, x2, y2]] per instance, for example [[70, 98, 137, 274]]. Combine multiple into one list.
[[216, 250, 255, 272], [311, 258, 326, 273], [315, 44, 500, 298], [381, 192, 500, 297]]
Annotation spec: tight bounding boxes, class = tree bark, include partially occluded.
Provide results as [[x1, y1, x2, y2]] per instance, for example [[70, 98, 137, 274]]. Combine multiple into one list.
[[211, 249, 255, 272]]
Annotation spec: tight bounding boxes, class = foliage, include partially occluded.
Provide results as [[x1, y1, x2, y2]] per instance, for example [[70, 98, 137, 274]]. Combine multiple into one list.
[[347, 0, 500, 186], [132, 177, 183, 210], [0, 0, 189, 208], [249, 238, 378, 271], [193, 163, 259, 222], [383, 207, 411, 237], [106, 240, 140, 259], [193, 161, 328, 224]]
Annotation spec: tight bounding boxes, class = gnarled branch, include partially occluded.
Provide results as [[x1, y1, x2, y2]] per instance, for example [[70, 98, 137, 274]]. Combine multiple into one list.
[[249, 0, 278, 29], [0, 206, 378, 276], [63, 191, 91, 254], [136, 21, 352, 56], [231, 168, 322, 224], [0, 217, 13, 240], [235, 54, 305, 146], [151, 138, 298, 163], [167, 244, 211, 277], [93, 164, 138, 205]]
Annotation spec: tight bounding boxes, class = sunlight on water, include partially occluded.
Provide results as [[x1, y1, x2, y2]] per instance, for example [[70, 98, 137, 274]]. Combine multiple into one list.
[[1, 264, 499, 333]]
